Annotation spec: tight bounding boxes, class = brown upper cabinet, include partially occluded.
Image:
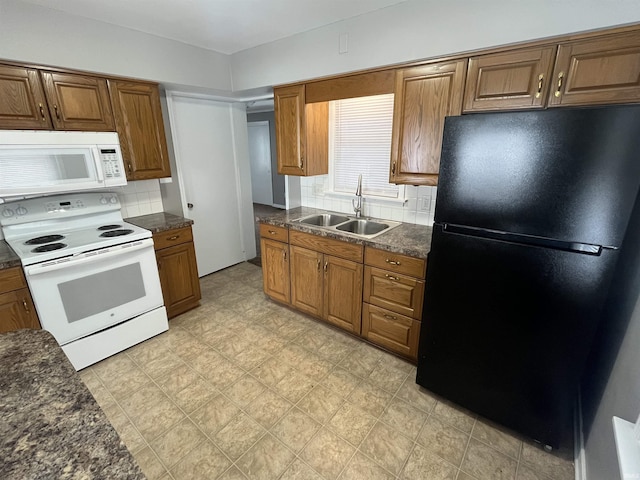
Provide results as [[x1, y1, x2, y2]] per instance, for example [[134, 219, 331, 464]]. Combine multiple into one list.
[[0, 64, 52, 129], [549, 30, 640, 107], [274, 85, 328, 176], [463, 46, 556, 112], [40, 71, 115, 130], [108, 80, 171, 180], [0, 64, 115, 131], [390, 60, 466, 186]]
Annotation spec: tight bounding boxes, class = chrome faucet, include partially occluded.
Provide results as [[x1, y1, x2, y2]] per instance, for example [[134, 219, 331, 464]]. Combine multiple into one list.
[[352, 173, 363, 218]]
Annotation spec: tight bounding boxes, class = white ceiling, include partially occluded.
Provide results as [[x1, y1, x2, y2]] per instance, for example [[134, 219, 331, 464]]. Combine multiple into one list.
[[21, 0, 410, 54]]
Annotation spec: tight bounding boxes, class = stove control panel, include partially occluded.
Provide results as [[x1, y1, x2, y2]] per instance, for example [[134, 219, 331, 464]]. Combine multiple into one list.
[[0, 192, 122, 226]]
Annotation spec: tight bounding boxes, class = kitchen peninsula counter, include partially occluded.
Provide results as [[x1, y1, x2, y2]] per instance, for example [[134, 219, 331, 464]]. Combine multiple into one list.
[[257, 206, 432, 259], [0, 240, 20, 270], [0, 329, 145, 479], [126, 211, 193, 233]]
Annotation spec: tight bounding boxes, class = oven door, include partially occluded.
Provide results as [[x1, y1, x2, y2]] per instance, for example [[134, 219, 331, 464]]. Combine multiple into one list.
[[23, 238, 163, 345]]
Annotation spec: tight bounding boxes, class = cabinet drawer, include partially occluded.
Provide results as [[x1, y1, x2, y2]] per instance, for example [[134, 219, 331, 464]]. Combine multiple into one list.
[[0, 267, 27, 293], [364, 247, 426, 279], [289, 230, 363, 262], [152, 226, 193, 250], [259, 223, 289, 243], [363, 266, 424, 319], [362, 303, 420, 360]]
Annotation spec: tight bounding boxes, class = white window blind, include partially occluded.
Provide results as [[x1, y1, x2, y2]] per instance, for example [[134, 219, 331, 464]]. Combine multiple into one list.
[[330, 93, 398, 198]]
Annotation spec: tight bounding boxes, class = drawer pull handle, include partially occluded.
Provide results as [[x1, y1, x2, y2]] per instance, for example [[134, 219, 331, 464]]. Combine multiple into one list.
[[317, 259, 321, 271], [385, 274, 399, 281], [38, 103, 46, 121], [385, 259, 401, 266], [283, 249, 287, 261], [268, 230, 278, 235], [383, 314, 397, 320], [22, 299, 30, 313], [167, 235, 179, 241], [54, 104, 60, 120], [324, 261, 328, 272]]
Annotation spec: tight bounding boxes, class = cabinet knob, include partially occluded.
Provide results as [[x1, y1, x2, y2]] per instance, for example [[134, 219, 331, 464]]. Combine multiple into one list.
[[187, 203, 194, 209]]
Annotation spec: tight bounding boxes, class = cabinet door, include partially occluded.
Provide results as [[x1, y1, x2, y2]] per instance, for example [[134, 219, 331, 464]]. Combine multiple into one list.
[[0, 288, 41, 333], [275, 85, 306, 175], [40, 71, 115, 131], [274, 85, 329, 176], [261, 238, 291, 304], [463, 46, 556, 112], [549, 30, 640, 107], [109, 80, 171, 179], [324, 255, 363, 334], [363, 266, 424, 319], [0, 64, 52, 129], [390, 60, 466, 186], [290, 245, 323, 317], [362, 303, 419, 360], [157, 242, 201, 319]]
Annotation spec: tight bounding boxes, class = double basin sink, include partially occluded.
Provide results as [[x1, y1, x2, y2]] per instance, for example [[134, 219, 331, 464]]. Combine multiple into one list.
[[295, 213, 401, 239]]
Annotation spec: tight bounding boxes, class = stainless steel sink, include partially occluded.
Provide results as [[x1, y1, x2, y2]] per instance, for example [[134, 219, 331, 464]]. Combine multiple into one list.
[[298, 214, 349, 226], [295, 213, 401, 238], [335, 219, 389, 235]]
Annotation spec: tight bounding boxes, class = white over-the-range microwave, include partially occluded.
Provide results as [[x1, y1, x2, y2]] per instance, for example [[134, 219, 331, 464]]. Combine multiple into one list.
[[0, 130, 127, 197]]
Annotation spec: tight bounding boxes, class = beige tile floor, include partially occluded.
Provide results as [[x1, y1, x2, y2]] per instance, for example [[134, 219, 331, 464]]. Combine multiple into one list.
[[80, 262, 575, 480]]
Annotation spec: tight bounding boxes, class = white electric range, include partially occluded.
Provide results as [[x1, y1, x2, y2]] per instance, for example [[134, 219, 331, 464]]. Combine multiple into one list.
[[1, 192, 168, 370]]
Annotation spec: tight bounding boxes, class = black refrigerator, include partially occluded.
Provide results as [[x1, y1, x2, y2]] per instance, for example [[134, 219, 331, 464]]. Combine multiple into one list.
[[416, 105, 640, 448]]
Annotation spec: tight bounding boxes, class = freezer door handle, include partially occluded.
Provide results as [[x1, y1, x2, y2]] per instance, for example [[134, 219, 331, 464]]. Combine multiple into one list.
[[442, 223, 607, 255]]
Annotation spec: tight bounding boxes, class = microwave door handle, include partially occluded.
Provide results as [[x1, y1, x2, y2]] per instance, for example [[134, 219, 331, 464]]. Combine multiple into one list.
[[92, 147, 105, 182], [24, 240, 153, 276]]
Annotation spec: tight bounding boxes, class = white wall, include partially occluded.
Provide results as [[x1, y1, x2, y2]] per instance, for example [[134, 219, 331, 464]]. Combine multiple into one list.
[[231, 0, 640, 91], [0, 0, 231, 91]]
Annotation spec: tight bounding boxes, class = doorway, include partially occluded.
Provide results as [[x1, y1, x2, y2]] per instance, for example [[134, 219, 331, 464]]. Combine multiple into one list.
[[248, 121, 273, 206]]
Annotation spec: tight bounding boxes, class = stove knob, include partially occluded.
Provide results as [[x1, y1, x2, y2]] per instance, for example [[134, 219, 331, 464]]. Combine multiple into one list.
[[109, 197, 117, 204], [100, 197, 108, 204], [15, 207, 28, 216], [1, 208, 14, 218]]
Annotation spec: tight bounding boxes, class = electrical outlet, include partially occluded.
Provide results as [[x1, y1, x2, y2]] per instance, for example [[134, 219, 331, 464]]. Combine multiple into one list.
[[419, 196, 431, 212]]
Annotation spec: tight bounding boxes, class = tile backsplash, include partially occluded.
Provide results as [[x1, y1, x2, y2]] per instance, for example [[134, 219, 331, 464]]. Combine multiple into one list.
[[300, 175, 437, 225], [111, 179, 164, 219]]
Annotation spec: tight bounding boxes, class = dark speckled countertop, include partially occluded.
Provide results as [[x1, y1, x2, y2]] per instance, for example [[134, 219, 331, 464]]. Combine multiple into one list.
[[126, 212, 193, 233], [0, 329, 145, 480], [0, 240, 20, 270], [257, 206, 432, 259]]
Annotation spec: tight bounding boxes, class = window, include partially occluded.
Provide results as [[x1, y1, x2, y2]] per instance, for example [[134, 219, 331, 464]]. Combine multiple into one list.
[[330, 93, 399, 198]]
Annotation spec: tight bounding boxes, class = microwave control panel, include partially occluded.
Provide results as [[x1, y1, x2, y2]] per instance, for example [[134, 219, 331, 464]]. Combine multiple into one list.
[[99, 147, 125, 184]]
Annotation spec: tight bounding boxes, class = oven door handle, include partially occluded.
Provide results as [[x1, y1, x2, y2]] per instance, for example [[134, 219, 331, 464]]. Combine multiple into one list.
[[24, 239, 154, 276]]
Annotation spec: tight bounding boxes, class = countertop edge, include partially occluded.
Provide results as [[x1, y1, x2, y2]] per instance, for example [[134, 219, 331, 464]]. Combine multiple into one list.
[[256, 207, 432, 259]]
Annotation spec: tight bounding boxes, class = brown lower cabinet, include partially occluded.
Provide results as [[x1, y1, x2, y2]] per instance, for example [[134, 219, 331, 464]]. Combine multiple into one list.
[[260, 224, 428, 362], [362, 303, 420, 360], [290, 244, 363, 334], [0, 267, 41, 333], [153, 226, 201, 319]]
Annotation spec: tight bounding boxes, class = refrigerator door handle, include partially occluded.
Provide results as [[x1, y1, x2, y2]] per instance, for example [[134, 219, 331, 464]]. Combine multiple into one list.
[[442, 223, 607, 255]]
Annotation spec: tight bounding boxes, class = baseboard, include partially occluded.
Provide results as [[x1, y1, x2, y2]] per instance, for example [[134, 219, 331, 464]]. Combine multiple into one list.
[[575, 393, 588, 480]]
